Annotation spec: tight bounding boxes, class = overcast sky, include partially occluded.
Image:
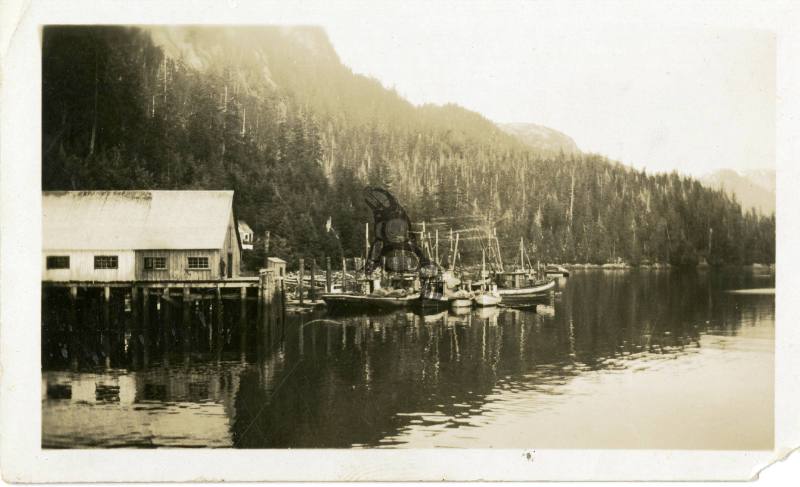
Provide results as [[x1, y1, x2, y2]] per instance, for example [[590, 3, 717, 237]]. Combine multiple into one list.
[[323, 6, 775, 177]]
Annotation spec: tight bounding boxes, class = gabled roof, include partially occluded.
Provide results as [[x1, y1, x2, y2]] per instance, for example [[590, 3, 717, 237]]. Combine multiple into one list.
[[43, 190, 235, 250], [237, 220, 253, 234]]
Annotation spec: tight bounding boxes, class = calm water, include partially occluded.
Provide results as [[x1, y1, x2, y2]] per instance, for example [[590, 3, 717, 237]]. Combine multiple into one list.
[[42, 269, 774, 449]]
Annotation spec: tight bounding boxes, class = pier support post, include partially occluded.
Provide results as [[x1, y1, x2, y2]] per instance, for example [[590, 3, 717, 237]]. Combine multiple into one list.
[[130, 286, 140, 369], [260, 270, 275, 308], [103, 286, 111, 369], [142, 287, 150, 368], [310, 259, 317, 301], [326, 257, 332, 293], [162, 287, 170, 366], [298, 258, 305, 304], [68, 285, 79, 371], [239, 286, 247, 361], [215, 286, 223, 362], [182, 287, 190, 363], [342, 257, 347, 293]]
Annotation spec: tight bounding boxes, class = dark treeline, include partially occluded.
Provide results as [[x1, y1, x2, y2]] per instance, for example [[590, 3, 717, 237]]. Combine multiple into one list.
[[42, 26, 775, 268]]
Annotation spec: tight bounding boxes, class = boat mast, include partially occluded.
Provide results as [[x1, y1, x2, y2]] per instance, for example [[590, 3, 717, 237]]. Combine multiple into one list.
[[435, 228, 439, 265], [452, 232, 460, 271], [481, 248, 487, 292], [364, 222, 370, 278], [494, 228, 504, 272]]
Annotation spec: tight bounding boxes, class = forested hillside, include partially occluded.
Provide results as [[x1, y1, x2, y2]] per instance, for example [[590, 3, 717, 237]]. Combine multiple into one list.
[[42, 26, 775, 268]]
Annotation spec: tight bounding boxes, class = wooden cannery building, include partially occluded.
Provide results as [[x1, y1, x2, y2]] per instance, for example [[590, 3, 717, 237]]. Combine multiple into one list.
[[42, 190, 243, 282]]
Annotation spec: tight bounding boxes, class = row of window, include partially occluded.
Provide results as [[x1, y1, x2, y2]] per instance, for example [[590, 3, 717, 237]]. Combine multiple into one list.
[[45, 255, 210, 270]]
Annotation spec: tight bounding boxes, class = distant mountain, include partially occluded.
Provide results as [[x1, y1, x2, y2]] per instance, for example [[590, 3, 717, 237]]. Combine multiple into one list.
[[497, 122, 580, 156], [741, 169, 776, 194], [701, 169, 775, 215]]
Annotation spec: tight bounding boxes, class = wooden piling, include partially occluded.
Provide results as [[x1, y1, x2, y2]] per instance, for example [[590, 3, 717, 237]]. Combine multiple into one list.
[[310, 259, 317, 301], [68, 285, 78, 371], [326, 257, 332, 293], [263, 230, 271, 267], [130, 286, 140, 369], [239, 286, 247, 361], [298, 258, 305, 304], [182, 287, 190, 362], [342, 257, 347, 293], [103, 286, 111, 369], [162, 287, 171, 366], [142, 287, 150, 367], [215, 286, 223, 362]]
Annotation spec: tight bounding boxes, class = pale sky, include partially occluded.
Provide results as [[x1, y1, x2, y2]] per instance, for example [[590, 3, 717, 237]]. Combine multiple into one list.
[[323, 7, 776, 177]]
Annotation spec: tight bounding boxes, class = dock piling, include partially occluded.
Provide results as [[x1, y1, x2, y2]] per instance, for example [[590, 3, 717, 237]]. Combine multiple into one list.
[[239, 286, 247, 361], [142, 287, 150, 368], [342, 257, 347, 293], [298, 258, 305, 304], [310, 259, 317, 301], [103, 286, 111, 369], [215, 286, 223, 362], [326, 257, 332, 293], [68, 285, 78, 371], [162, 287, 170, 366], [182, 287, 190, 363], [130, 287, 140, 369]]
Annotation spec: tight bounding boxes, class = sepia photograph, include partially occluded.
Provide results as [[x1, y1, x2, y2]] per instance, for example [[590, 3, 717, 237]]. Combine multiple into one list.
[[1, 0, 798, 482]]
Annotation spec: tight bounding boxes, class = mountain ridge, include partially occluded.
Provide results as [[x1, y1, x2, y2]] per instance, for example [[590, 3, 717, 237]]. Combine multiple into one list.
[[700, 169, 775, 215]]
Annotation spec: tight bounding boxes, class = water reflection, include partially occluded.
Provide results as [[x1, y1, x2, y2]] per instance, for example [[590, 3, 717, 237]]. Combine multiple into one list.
[[42, 270, 774, 449]]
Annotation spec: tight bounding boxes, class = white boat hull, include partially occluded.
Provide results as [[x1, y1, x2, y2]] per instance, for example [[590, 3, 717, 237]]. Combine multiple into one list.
[[473, 293, 502, 307], [496, 279, 556, 297], [450, 298, 473, 308]]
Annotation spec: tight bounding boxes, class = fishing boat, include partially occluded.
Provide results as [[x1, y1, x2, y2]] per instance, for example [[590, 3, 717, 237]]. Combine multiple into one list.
[[492, 237, 556, 299], [450, 290, 474, 309], [418, 275, 452, 309], [321, 290, 420, 309], [472, 250, 502, 307], [473, 290, 502, 307], [545, 264, 570, 277], [495, 275, 555, 297]]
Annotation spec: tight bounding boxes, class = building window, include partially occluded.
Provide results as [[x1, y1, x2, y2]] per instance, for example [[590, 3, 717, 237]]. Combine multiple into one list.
[[94, 255, 118, 269], [46, 256, 70, 269], [144, 256, 167, 270], [187, 256, 209, 270]]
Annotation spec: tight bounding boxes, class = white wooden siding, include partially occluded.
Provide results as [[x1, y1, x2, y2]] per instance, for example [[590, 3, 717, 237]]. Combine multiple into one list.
[[42, 250, 136, 282], [135, 250, 220, 281]]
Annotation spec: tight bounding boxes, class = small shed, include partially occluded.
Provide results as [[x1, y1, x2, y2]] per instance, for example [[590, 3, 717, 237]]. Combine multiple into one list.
[[266, 257, 286, 279], [43, 190, 242, 282], [238, 220, 254, 250]]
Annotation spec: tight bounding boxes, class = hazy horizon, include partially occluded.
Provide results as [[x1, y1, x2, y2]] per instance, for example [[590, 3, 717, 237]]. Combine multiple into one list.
[[323, 14, 775, 178]]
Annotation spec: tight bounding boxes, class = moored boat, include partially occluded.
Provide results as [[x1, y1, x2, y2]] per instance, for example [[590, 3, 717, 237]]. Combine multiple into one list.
[[495, 277, 556, 297], [321, 292, 419, 309], [473, 290, 502, 307], [450, 298, 473, 308], [545, 264, 570, 277], [449, 289, 474, 308]]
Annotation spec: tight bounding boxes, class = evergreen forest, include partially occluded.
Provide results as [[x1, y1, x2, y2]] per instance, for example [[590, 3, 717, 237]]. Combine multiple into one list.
[[42, 26, 775, 269]]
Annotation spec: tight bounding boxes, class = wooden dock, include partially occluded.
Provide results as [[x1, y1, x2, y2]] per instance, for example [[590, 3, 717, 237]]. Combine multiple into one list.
[[42, 271, 284, 370]]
